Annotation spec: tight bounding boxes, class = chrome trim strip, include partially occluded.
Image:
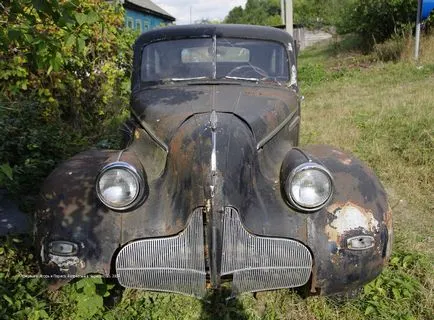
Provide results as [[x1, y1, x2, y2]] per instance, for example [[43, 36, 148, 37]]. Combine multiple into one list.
[[256, 109, 298, 149], [287, 115, 300, 133], [131, 108, 169, 152]]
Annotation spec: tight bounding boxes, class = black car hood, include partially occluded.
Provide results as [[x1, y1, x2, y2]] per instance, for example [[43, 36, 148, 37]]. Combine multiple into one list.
[[131, 84, 298, 148]]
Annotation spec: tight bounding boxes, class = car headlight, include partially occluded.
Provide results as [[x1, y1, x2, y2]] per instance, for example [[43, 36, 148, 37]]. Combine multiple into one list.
[[285, 162, 333, 211], [96, 162, 143, 210]]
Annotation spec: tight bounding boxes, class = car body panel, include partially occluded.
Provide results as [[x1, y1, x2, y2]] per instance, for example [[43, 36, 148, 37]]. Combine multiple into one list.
[[35, 24, 392, 297]]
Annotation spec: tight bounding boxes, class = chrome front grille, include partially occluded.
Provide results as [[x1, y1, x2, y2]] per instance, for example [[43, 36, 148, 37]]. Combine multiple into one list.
[[116, 206, 312, 297], [116, 208, 206, 297], [221, 207, 312, 295]]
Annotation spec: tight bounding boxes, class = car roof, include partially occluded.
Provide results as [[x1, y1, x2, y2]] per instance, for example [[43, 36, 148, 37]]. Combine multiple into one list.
[[134, 24, 293, 50]]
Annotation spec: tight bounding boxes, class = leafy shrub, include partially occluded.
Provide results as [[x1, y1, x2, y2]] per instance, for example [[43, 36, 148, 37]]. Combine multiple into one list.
[[0, 100, 85, 207], [359, 251, 431, 319], [337, 0, 417, 47], [0, 236, 50, 320], [59, 278, 114, 320], [0, 0, 136, 205], [0, 236, 115, 320]]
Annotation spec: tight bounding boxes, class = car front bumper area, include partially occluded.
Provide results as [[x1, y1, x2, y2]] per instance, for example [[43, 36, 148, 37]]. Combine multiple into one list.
[[115, 207, 313, 298]]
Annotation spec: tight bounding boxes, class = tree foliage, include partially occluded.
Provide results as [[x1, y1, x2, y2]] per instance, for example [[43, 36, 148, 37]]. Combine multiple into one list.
[[224, 0, 282, 26], [224, 0, 350, 28], [0, 0, 136, 204], [293, 0, 350, 28], [336, 0, 417, 45]]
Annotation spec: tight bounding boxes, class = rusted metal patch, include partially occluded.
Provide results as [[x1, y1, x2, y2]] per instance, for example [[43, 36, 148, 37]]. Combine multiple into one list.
[[331, 149, 353, 165], [47, 254, 85, 272], [326, 201, 379, 246], [290, 65, 297, 87]]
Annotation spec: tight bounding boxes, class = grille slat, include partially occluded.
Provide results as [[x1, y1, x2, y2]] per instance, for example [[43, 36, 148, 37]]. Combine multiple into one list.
[[116, 208, 206, 297], [116, 206, 313, 297], [221, 207, 312, 295]]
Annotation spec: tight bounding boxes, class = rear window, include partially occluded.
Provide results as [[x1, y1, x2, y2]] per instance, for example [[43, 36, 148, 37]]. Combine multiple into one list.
[[181, 46, 250, 63]]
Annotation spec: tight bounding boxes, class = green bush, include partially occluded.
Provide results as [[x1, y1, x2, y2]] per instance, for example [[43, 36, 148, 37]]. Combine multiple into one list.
[[0, 236, 50, 320], [358, 250, 431, 319], [0, 0, 136, 205], [337, 0, 417, 47]]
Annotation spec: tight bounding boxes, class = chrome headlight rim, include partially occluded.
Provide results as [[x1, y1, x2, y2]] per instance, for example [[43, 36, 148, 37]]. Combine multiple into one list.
[[96, 161, 144, 211], [285, 162, 334, 212]]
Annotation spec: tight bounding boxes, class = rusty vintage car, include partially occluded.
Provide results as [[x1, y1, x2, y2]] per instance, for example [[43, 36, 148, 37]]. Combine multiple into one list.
[[35, 24, 392, 298]]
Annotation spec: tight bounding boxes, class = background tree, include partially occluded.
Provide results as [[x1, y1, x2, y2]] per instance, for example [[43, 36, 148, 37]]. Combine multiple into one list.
[[224, 0, 281, 26], [336, 0, 417, 45], [224, 0, 347, 27], [293, 0, 349, 28]]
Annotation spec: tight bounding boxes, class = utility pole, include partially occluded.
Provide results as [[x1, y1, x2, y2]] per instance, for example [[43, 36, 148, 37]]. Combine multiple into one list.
[[281, 0, 293, 36], [286, 0, 293, 36], [415, 0, 422, 61]]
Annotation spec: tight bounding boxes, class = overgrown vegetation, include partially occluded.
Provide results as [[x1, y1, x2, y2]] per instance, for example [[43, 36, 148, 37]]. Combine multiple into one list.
[[1, 0, 433, 318], [226, 0, 420, 57], [336, 0, 417, 48], [1, 33, 433, 319], [0, 0, 134, 205]]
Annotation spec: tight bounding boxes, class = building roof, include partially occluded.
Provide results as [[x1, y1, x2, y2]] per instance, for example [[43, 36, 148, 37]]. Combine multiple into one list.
[[125, 0, 175, 21]]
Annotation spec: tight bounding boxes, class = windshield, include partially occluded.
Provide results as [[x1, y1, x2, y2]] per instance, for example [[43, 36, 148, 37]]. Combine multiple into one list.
[[140, 37, 289, 83]]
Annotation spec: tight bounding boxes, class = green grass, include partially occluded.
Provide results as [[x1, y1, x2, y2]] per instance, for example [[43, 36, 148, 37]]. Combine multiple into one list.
[[1, 38, 433, 319]]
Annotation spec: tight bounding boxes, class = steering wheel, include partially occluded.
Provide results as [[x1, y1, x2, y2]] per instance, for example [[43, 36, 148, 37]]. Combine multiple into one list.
[[227, 64, 269, 79]]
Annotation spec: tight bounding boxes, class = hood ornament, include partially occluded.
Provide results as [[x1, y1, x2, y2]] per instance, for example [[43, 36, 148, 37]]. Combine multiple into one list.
[[210, 110, 218, 131]]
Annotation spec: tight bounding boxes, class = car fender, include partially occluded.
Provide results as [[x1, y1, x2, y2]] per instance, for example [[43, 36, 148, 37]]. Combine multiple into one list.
[[34, 149, 123, 286], [298, 145, 393, 294]]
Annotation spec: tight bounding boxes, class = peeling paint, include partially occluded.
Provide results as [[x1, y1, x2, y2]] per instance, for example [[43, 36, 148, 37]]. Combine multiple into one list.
[[47, 254, 85, 272], [290, 65, 297, 87], [326, 202, 379, 244], [331, 149, 353, 165]]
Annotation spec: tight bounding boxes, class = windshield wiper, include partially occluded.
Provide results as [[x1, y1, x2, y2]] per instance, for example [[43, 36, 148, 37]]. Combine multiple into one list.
[[170, 77, 209, 81], [224, 76, 259, 82]]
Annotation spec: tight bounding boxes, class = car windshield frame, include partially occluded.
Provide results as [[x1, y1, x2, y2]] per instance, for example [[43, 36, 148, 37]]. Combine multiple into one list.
[[140, 36, 290, 84]]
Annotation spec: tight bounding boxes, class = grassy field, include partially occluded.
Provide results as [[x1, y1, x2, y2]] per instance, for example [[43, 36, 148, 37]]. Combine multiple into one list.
[[1, 35, 433, 320]]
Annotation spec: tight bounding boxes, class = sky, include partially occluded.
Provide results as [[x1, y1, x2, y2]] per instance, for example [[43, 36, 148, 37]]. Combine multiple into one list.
[[154, 0, 247, 25]]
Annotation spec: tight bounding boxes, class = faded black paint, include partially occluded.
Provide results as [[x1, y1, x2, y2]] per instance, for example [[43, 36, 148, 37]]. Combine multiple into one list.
[[35, 24, 392, 296]]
